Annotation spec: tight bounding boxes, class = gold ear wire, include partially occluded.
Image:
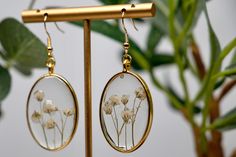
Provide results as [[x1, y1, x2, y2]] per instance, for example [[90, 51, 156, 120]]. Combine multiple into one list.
[[121, 8, 138, 44], [43, 13, 56, 74], [43, 13, 52, 50], [121, 8, 129, 44]]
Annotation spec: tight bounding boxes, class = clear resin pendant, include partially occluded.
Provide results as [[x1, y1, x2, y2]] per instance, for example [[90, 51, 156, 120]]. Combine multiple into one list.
[[26, 73, 78, 151], [100, 71, 153, 153]]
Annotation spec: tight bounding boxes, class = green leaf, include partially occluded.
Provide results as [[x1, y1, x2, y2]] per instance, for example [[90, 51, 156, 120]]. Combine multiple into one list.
[[203, 4, 221, 66], [71, 21, 123, 42], [230, 49, 236, 65], [70, 21, 150, 70], [14, 64, 32, 76], [224, 49, 236, 77], [176, 0, 205, 45], [0, 18, 47, 68], [0, 65, 11, 101], [149, 52, 175, 67], [147, 24, 164, 52], [214, 78, 225, 90], [167, 84, 201, 114], [210, 107, 236, 131]]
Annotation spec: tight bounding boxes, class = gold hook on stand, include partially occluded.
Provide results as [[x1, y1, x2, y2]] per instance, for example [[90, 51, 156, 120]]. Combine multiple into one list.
[[43, 13, 56, 74], [121, 7, 138, 72], [43, 13, 52, 50]]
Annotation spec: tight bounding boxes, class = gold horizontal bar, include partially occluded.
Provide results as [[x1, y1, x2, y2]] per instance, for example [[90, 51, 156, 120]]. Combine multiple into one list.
[[22, 3, 156, 23]]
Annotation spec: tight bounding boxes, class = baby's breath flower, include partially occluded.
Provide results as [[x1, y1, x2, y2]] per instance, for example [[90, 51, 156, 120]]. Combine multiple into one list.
[[43, 100, 58, 114], [121, 108, 133, 123], [121, 95, 129, 105], [109, 95, 120, 106], [63, 108, 75, 117], [31, 111, 42, 123], [33, 90, 44, 102], [103, 101, 113, 115], [135, 87, 146, 100], [44, 119, 56, 129]]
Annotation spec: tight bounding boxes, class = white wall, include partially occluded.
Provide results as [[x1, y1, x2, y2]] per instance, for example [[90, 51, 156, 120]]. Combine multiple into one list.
[[0, 0, 235, 157]]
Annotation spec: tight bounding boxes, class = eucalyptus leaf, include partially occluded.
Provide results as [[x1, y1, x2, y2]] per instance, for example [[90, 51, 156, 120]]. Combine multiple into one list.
[[0, 18, 47, 68], [0, 65, 11, 101], [210, 107, 236, 131], [14, 64, 32, 76]]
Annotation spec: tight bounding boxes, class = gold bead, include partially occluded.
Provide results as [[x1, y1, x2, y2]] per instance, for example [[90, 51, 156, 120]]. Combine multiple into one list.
[[46, 57, 56, 68], [123, 42, 130, 49]]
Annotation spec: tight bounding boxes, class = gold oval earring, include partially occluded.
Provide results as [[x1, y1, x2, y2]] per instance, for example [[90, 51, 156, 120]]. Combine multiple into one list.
[[26, 13, 79, 151], [99, 8, 153, 153]]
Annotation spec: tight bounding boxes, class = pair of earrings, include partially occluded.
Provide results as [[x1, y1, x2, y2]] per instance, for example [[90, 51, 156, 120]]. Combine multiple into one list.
[[26, 9, 153, 153]]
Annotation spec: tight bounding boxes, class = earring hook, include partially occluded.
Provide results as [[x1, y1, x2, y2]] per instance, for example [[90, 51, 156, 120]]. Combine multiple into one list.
[[43, 13, 56, 74], [43, 13, 52, 50], [121, 8, 138, 44]]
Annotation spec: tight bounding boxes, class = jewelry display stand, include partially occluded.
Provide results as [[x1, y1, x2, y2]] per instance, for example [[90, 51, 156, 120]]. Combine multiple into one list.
[[21, 3, 156, 157]]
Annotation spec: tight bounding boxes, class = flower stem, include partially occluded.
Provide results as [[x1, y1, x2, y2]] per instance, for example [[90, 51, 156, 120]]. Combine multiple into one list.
[[125, 124, 127, 150], [131, 100, 143, 146], [39, 102, 49, 148], [40, 120, 49, 148], [53, 127, 56, 148], [49, 113, 56, 148], [113, 106, 119, 146], [61, 116, 68, 146], [118, 122, 125, 136], [131, 97, 137, 146]]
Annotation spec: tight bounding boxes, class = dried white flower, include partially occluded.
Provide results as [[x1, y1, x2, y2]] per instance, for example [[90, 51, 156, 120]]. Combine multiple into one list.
[[43, 100, 58, 113], [109, 95, 120, 106], [103, 101, 113, 115], [63, 108, 75, 117], [121, 108, 133, 123], [44, 119, 56, 129], [33, 90, 44, 102], [135, 87, 146, 100], [31, 111, 42, 123], [121, 95, 129, 105]]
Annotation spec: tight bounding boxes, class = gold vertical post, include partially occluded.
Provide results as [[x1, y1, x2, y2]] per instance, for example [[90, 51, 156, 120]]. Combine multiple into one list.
[[84, 20, 92, 157]]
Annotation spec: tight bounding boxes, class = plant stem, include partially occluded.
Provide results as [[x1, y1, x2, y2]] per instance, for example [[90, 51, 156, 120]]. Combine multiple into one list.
[[131, 97, 136, 147], [49, 113, 57, 148], [125, 124, 127, 150], [131, 99, 143, 146], [59, 111, 64, 146], [149, 69, 184, 109], [61, 116, 68, 146], [217, 80, 236, 102], [191, 40, 206, 80], [113, 106, 119, 146], [208, 97, 224, 157], [118, 122, 125, 136], [38, 102, 49, 148], [40, 120, 49, 148], [53, 127, 56, 148]]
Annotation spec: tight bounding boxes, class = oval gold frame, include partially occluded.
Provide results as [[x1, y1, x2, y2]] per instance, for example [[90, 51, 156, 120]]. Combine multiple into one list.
[[26, 73, 79, 151], [99, 70, 153, 153]]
